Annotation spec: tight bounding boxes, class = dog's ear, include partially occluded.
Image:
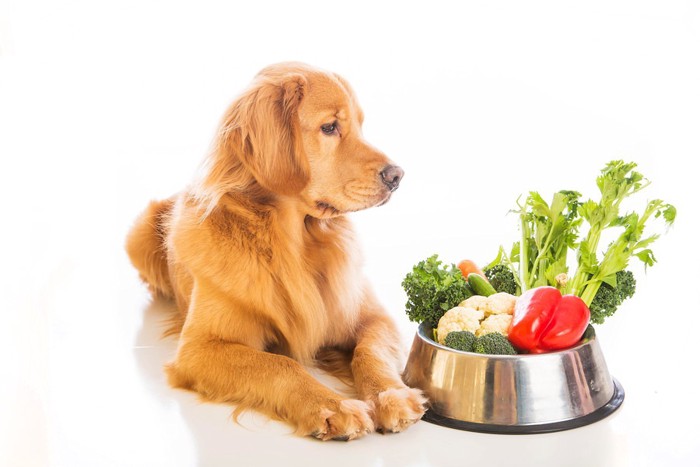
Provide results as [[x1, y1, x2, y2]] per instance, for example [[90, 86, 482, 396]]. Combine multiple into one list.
[[221, 73, 309, 195]]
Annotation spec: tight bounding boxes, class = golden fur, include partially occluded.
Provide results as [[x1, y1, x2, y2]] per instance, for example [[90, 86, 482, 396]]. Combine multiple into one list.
[[126, 62, 426, 440]]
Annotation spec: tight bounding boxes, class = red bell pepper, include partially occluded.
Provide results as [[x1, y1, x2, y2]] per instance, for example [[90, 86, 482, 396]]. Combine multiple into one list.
[[508, 286, 590, 353]]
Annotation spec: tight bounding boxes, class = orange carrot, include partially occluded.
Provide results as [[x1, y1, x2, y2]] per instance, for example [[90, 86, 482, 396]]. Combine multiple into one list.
[[458, 259, 486, 280]]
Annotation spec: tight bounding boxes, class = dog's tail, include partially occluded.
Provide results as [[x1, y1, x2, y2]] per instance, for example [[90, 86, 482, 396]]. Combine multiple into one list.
[[125, 198, 175, 299]]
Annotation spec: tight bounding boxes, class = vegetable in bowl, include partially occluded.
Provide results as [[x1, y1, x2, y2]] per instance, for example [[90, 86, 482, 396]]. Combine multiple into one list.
[[443, 331, 517, 355], [402, 160, 676, 355], [588, 270, 636, 325], [473, 333, 517, 355], [490, 160, 675, 324], [483, 264, 519, 295], [444, 331, 476, 352], [402, 254, 472, 328], [434, 293, 516, 344]]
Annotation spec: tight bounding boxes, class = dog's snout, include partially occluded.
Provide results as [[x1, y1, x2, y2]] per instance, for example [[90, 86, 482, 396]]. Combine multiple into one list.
[[380, 165, 404, 192]]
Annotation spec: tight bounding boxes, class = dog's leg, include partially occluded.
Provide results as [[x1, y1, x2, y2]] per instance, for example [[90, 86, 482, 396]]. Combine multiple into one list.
[[350, 289, 427, 434], [165, 298, 374, 441]]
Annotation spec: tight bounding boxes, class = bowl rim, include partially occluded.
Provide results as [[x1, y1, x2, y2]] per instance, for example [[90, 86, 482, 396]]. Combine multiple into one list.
[[416, 320, 596, 358]]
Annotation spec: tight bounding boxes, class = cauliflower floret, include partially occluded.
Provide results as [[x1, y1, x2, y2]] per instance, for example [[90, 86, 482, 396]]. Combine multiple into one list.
[[484, 292, 517, 316], [460, 292, 516, 316], [476, 313, 513, 337], [458, 295, 490, 313], [436, 306, 484, 344], [437, 294, 518, 345]]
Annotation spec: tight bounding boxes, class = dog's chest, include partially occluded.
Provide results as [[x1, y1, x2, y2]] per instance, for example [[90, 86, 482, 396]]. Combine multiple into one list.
[[199, 207, 365, 359], [285, 218, 365, 349]]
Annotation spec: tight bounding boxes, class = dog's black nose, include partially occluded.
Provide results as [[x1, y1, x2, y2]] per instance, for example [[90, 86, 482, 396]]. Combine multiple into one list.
[[380, 165, 404, 191]]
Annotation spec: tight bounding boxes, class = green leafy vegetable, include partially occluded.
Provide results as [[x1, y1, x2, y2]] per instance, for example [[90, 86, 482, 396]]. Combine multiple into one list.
[[483, 264, 519, 295], [589, 270, 636, 324], [567, 161, 675, 306], [488, 160, 675, 323], [402, 254, 472, 327], [516, 190, 582, 291], [473, 333, 517, 355], [444, 331, 476, 352]]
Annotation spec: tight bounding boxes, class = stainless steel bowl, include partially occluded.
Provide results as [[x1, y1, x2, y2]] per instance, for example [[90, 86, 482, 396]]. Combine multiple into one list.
[[403, 321, 624, 434]]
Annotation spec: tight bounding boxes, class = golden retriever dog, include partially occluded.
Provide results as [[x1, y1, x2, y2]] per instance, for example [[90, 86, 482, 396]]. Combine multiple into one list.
[[126, 62, 426, 441]]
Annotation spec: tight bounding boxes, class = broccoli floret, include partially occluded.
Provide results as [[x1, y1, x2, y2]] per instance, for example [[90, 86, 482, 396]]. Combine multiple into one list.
[[614, 270, 636, 301], [589, 270, 636, 324], [473, 333, 517, 355], [483, 264, 519, 295], [402, 254, 473, 328], [444, 331, 476, 352]]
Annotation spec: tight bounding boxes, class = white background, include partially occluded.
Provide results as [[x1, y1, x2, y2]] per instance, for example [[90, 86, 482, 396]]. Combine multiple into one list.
[[1, 1, 699, 466]]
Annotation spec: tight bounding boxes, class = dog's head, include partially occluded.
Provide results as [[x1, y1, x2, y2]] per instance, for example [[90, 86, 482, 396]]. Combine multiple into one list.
[[204, 62, 403, 219]]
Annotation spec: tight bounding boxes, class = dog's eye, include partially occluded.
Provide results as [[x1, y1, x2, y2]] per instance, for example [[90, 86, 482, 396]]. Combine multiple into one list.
[[320, 122, 338, 136]]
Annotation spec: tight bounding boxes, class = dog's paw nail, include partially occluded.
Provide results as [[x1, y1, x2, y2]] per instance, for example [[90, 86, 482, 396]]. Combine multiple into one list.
[[309, 399, 373, 441], [374, 387, 427, 434]]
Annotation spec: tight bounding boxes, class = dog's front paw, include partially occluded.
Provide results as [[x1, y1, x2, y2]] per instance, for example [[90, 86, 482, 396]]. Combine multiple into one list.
[[301, 399, 374, 441], [373, 387, 427, 434]]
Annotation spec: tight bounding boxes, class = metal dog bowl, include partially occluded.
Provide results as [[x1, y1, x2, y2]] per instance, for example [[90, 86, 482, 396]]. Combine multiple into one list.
[[403, 321, 624, 434]]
